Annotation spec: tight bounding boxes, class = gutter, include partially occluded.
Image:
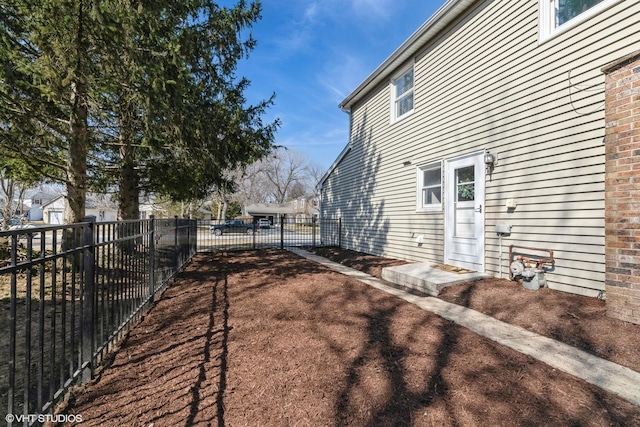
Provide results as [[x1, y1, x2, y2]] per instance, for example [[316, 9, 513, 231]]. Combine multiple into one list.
[[338, 0, 473, 111]]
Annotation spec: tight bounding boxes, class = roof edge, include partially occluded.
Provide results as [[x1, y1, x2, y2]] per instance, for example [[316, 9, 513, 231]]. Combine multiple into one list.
[[338, 0, 470, 111], [318, 144, 352, 189]]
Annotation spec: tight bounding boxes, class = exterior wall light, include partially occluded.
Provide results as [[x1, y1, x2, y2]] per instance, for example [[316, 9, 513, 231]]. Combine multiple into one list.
[[484, 151, 496, 166]]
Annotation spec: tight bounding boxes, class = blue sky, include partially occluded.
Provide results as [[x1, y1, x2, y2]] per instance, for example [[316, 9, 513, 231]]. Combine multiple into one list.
[[226, 0, 445, 171]]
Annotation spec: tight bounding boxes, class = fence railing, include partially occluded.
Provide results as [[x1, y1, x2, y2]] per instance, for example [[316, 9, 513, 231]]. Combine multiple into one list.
[[2, 214, 340, 425], [2, 217, 196, 426], [196, 217, 342, 252]]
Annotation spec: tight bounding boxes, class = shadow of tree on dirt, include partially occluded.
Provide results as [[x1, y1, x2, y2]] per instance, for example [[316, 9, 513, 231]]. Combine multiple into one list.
[[334, 301, 462, 426], [322, 284, 460, 426], [60, 251, 640, 427], [292, 264, 636, 426], [185, 265, 229, 427], [437, 277, 639, 369]]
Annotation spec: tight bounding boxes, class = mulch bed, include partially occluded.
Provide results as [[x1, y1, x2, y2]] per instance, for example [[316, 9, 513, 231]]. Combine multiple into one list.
[[59, 249, 640, 426], [310, 246, 640, 373]]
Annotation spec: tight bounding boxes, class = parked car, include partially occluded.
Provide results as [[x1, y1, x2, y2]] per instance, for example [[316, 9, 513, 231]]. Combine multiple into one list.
[[258, 219, 271, 229], [1, 217, 22, 227], [8, 223, 40, 238], [210, 220, 256, 236]]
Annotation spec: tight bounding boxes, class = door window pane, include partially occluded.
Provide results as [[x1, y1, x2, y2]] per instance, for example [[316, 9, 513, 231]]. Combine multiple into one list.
[[456, 166, 475, 202]]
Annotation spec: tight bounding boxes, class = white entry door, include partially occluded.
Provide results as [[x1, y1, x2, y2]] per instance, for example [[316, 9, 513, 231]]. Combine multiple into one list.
[[444, 152, 485, 272]]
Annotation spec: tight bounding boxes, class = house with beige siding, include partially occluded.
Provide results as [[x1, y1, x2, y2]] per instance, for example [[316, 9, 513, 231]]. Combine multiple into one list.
[[319, 0, 639, 305]]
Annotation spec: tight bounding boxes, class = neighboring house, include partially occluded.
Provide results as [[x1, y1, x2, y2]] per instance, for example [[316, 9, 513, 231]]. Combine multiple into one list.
[[42, 196, 65, 224], [245, 197, 320, 224], [319, 0, 639, 315], [27, 191, 58, 221], [291, 196, 320, 223], [86, 193, 118, 222], [42, 193, 118, 224], [139, 193, 169, 219], [245, 203, 292, 225], [0, 196, 30, 222]]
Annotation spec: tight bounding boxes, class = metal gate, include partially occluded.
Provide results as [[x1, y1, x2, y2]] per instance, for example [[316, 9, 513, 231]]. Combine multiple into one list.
[[197, 217, 342, 252]]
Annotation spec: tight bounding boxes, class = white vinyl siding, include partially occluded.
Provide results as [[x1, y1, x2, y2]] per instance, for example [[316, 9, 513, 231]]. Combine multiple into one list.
[[321, 0, 638, 296]]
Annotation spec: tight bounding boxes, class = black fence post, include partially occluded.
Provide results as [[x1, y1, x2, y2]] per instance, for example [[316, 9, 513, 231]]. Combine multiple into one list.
[[174, 216, 179, 269], [82, 217, 96, 382], [149, 215, 156, 301], [8, 235, 17, 424], [280, 214, 285, 250], [312, 216, 317, 248]]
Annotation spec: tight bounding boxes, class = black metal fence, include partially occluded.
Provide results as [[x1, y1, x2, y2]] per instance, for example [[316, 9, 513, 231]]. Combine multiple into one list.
[[197, 217, 342, 252], [1, 217, 196, 426], [2, 215, 341, 426]]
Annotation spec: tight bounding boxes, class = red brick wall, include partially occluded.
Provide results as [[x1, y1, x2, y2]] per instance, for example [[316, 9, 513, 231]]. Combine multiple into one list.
[[603, 51, 640, 325]]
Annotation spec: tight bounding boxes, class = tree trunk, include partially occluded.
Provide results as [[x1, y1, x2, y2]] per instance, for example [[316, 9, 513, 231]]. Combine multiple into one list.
[[117, 136, 140, 221], [0, 179, 15, 231], [221, 199, 228, 220], [64, 1, 88, 224], [65, 79, 88, 224]]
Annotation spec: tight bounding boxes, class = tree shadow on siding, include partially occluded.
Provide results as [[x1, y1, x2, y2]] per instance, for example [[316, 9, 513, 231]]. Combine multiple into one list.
[[326, 111, 390, 256]]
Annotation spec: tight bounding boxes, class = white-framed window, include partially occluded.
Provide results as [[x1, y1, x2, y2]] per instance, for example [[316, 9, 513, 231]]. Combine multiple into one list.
[[416, 162, 442, 212], [539, 0, 622, 42], [390, 66, 414, 123]]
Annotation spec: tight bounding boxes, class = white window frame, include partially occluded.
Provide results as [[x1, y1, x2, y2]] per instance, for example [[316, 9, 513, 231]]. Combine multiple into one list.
[[416, 162, 442, 212], [390, 65, 414, 123], [539, 0, 622, 43]]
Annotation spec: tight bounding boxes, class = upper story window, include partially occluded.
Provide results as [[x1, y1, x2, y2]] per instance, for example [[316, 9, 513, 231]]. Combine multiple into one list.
[[539, 0, 621, 42], [416, 162, 442, 212], [390, 66, 414, 122]]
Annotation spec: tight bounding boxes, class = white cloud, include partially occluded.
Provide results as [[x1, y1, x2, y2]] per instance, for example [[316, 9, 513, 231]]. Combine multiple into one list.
[[349, 0, 395, 19], [317, 51, 374, 103], [304, 2, 319, 21]]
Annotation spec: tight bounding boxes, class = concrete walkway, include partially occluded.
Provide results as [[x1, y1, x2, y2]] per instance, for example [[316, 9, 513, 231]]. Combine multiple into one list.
[[288, 248, 640, 407]]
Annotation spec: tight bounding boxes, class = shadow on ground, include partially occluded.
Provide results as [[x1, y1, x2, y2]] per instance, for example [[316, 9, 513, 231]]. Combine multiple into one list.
[[61, 250, 640, 427]]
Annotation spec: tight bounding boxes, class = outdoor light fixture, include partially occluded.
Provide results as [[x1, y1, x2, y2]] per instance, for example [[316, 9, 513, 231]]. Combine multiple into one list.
[[484, 151, 496, 166], [401, 158, 413, 166]]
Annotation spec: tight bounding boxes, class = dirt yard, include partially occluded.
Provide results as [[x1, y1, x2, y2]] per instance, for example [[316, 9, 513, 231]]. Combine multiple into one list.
[[60, 249, 640, 426], [310, 247, 640, 373]]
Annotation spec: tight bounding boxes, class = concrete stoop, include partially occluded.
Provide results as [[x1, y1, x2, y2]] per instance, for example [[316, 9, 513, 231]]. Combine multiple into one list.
[[381, 263, 488, 296]]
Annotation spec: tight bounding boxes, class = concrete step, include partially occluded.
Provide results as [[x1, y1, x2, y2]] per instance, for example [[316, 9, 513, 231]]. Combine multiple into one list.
[[381, 263, 488, 296]]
